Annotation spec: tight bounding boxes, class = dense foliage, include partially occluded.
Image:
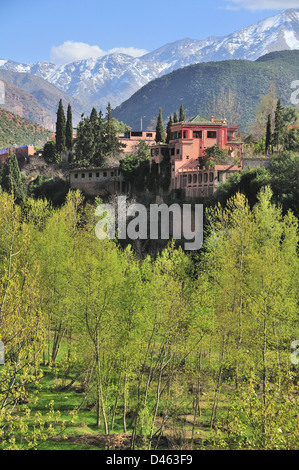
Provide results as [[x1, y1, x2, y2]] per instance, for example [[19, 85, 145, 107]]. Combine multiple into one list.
[[212, 151, 299, 219], [0, 108, 51, 148], [74, 105, 126, 167], [0, 183, 298, 450]]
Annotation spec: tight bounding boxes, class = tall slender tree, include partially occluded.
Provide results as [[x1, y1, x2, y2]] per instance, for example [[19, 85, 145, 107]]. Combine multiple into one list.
[[155, 108, 165, 143], [56, 99, 66, 154], [105, 102, 122, 155], [265, 114, 272, 155], [273, 99, 284, 151], [0, 150, 23, 201], [166, 115, 173, 144], [173, 111, 178, 123], [66, 104, 73, 152], [179, 104, 185, 122], [93, 109, 107, 166]]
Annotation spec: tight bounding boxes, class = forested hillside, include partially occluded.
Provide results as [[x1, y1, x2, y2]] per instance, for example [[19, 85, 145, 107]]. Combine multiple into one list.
[[112, 51, 299, 131], [0, 108, 52, 148]]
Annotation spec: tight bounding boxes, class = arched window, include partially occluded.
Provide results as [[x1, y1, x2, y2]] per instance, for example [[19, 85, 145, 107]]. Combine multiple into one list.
[[193, 174, 197, 184]]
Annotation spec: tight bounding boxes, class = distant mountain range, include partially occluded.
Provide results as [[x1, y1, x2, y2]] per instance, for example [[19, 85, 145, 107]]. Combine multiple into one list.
[[0, 70, 90, 130], [112, 50, 299, 132], [0, 9, 298, 127]]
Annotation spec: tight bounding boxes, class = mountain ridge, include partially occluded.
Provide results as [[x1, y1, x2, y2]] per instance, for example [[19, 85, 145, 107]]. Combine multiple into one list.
[[0, 9, 298, 113], [111, 50, 299, 131]]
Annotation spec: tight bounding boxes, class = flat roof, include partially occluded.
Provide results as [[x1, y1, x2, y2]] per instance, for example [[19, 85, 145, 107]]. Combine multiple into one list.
[[69, 166, 119, 172]]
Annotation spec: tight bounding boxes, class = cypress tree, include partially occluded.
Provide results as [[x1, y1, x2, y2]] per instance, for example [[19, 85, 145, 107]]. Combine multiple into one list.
[[179, 104, 185, 122], [0, 150, 23, 201], [93, 109, 107, 166], [75, 116, 95, 166], [173, 111, 178, 123], [105, 102, 122, 156], [90, 107, 98, 126], [273, 99, 284, 151], [66, 104, 73, 152], [56, 99, 66, 154], [155, 108, 165, 143], [166, 115, 173, 144], [265, 114, 272, 155]]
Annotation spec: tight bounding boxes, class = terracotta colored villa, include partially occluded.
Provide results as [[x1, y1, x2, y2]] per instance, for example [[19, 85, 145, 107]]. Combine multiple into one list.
[[150, 113, 244, 198], [69, 112, 244, 199]]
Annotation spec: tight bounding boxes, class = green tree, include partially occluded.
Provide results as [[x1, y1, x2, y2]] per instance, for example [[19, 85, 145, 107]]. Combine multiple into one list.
[[105, 102, 123, 156], [282, 106, 299, 125], [273, 99, 284, 151], [265, 114, 272, 154], [155, 108, 165, 143], [179, 104, 186, 122], [0, 193, 46, 447], [65, 104, 73, 152], [75, 116, 95, 166], [55, 99, 66, 155], [43, 140, 59, 164], [166, 115, 173, 144], [92, 109, 107, 166], [173, 111, 178, 123], [0, 150, 23, 201], [119, 141, 150, 192]]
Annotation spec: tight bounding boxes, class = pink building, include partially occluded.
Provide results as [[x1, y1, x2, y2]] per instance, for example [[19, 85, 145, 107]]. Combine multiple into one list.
[[150, 114, 244, 198], [16, 145, 35, 158], [118, 130, 156, 154]]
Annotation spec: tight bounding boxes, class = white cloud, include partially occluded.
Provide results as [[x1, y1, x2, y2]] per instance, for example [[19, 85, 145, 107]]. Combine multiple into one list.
[[50, 41, 105, 64], [50, 41, 148, 64], [224, 0, 299, 10]]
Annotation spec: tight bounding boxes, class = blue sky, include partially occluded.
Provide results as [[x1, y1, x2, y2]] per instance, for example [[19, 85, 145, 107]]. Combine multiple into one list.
[[1, 0, 299, 64]]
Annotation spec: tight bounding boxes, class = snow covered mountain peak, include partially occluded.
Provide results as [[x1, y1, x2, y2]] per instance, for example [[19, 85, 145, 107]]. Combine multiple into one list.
[[0, 9, 298, 110]]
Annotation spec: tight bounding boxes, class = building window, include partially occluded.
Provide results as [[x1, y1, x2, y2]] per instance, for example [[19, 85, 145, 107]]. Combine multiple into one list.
[[131, 131, 142, 137], [171, 148, 175, 156], [96, 172, 99, 178], [204, 173, 208, 183], [176, 149, 179, 154], [198, 174, 202, 183], [207, 131, 217, 139], [103, 172, 107, 177], [193, 174, 197, 184], [74, 173, 78, 178], [110, 171, 114, 177], [209, 173, 214, 182], [183, 130, 187, 138], [193, 131, 202, 138], [81, 173, 85, 178], [178, 131, 182, 139], [89, 173, 92, 178], [146, 133, 153, 137], [188, 174, 192, 184]]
